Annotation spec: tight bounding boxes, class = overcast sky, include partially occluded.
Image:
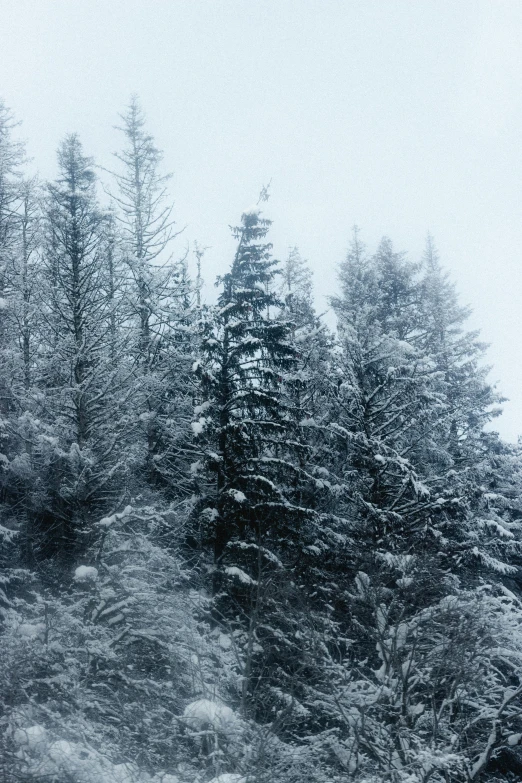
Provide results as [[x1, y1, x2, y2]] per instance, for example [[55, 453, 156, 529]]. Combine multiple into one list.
[[1, 0, 522, 440]]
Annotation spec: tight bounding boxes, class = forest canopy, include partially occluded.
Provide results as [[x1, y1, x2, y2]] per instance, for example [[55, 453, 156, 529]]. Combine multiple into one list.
[[1, 97, 522, 783]]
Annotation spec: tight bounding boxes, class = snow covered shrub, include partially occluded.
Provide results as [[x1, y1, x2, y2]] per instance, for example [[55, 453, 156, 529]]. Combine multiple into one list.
[[305, 572, 522, 783], [0, 504, 202, 777]]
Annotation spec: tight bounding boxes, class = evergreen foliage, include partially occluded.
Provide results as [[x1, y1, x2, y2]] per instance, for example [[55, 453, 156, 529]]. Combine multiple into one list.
[[1, 99, 522, 783], [112, 96, 195, 493]]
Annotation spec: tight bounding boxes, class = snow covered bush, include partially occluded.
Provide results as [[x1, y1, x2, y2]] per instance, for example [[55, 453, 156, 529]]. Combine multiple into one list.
[[0, 503, 239, 780]]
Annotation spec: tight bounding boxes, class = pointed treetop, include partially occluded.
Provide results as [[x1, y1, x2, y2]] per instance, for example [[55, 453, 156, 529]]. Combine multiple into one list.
[[281, 246, 313, 310], [56, 134, 96, 193], [114, 95, 167, 181], [423, 232, 440, 273], [0, 99, 25, 182]]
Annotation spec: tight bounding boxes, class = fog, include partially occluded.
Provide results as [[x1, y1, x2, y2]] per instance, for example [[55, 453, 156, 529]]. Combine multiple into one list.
[[2, 0, 521, 439]]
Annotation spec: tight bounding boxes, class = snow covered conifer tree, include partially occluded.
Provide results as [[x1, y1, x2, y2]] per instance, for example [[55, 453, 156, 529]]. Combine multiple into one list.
[[330, 230, 511, 584], [112, 97, 193, 490], [331, 225, 377, 333], [0, 102, 30, 620], [0, 175, 43, 409], [0, 100, 25, 413], [277, 245, 336, 426], [0, 100, 24, 280], [330, 232, 435, 552], [112, 95, 176, 369], [419, 234, 502, 464], [279, 246, 313, 324], [44, 135, 108, 446], [193, 206, 298, 589], [279, 245, 333, 408], [192, 207, 337, 717], [35, 135, 127, 556]]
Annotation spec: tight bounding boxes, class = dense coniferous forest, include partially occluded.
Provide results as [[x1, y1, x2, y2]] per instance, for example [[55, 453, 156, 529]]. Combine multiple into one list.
[[2, 96, 522, 783]]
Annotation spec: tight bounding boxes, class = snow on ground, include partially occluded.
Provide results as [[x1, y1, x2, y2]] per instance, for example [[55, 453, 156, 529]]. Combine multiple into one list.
[[74, 565, 99, 582], [11, 726, 185, 783], [224, 566, 256, 585], [208, 775, 247, 783], [13, 724, 47, 749], [18, 622, 46, 639], [183, 699, 238, 733]]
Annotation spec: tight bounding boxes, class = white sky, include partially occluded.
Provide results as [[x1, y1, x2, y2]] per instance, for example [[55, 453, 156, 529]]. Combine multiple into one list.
[[1, 0, 522, 440]]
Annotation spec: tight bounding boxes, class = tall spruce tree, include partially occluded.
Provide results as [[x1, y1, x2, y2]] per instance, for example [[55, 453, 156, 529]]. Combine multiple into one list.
[[193, 207, 335, 717], [33, 135, 125, 557], [193, 207, 297, 588], [112, 96, 176, 367], [419, 234, 502, 464], [112, 97, 193, 490]]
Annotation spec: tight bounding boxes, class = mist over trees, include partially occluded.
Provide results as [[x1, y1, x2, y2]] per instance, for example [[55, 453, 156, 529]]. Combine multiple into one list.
[[1, 97, 522, 783]]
